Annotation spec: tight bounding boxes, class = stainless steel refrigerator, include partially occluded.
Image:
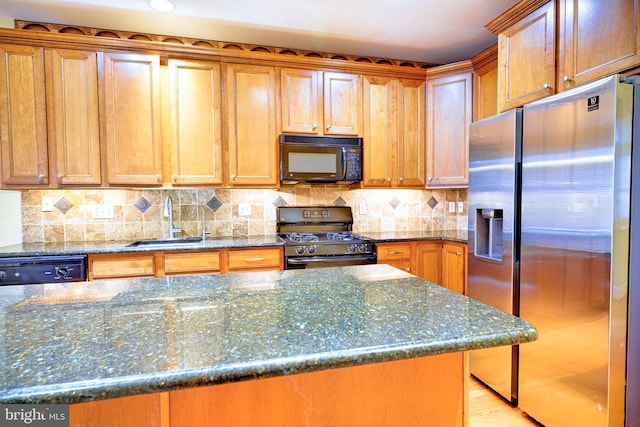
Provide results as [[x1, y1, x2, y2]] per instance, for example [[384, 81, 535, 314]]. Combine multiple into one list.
[[468, 74, 637, 427]]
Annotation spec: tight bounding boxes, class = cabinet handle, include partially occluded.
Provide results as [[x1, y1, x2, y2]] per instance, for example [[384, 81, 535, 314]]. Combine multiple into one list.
[[386, 177, 391, 182], [542, 83, 551, 89], [563, 75, 571, 82], [312, 124, 318, 130], [245, 257, 265, 262], [427, 176, 432, 181], [405, 267, 411, 272], [231, 175, 236, 180], [387, 251, 404, 255], [455, 251, 462, 256], [326, 125, 331, 131], [399, 177, 403, 181], [56, 173, 63, 180], [155, 174, 161, 181], [38, 173, 46, 183], [171, 174, 177, 181]]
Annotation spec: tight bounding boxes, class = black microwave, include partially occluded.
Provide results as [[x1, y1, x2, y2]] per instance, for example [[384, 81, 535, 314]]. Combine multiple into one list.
[[280, 134, 363, 184]]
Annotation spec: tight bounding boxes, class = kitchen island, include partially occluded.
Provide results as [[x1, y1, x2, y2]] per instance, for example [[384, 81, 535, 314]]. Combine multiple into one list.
[[0, 264, 536, 426]]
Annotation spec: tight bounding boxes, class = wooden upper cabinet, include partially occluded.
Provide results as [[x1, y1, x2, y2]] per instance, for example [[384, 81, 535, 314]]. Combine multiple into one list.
[[50, 49, 102, 186], [472, 45, 499, 121], [0, 44, 48, 186], [558, 0, 640, 90], [426, 69, 472, 188], [167, 59, 223, 186], [496, 0, 555, 111], [226, 63, 278, 186], [396, 79, 426, 187], [323, 71, 361, 136], [103, 52, 162, 186], [280, 68, 321, 134], [362, 77, 425, 188], [362, 76, 396, 187]]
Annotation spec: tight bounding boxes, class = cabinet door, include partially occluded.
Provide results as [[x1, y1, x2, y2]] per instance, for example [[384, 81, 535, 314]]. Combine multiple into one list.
[[323, 72, 361, 136], [226, 63, 278, 186], [280, 68, 321, 134], [0, 44, 48, 186], [103, 52, 162, 186], [50, 49, 101, 185], [559, 0, 640, 90], [163, 251, 221, 275], [167, 59, 223, 186], [414, 241, 442, 284], [497, 1, 555, 111], [396, 79, 426, 187], [362, 76, 395, 187], [426, 72, 472, 188], [442, 242, 467, 294]]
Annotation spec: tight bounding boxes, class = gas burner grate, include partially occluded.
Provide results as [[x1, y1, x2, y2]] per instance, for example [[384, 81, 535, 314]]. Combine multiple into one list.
[[327, 232, 357, 241], [285, 232, 319, 242]]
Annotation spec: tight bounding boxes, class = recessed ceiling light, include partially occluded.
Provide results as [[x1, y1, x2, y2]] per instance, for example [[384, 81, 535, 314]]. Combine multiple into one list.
[[149, 0, 175, 13]]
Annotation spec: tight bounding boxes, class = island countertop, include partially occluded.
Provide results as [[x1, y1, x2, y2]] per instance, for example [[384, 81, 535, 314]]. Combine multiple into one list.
[[0, 264, 535, 404]]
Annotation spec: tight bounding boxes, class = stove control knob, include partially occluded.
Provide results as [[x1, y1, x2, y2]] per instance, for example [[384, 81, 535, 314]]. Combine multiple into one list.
[[56, 266, 70, 278], [358, 244, 369, 253], [0, 271, 6, 281], [296, 246, 305, 255], [307, 245, 317, 255], [348, 244, 356, 253]]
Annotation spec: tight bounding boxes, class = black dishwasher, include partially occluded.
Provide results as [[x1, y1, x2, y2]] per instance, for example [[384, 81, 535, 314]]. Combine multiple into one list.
[[0, 255, 87, 285]]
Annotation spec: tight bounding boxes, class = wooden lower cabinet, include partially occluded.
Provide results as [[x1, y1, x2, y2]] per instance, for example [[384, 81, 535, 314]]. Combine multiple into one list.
[[227, 247, 283, 272], [88, 253, 156, 280], [442, 242, 467, 295], [88, 247, 282, 279], [377, 240, 467, 294], [70, 352, 465, 427]]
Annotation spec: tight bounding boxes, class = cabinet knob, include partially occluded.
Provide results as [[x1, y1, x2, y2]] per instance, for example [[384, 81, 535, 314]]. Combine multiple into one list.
[[56, 173, 63, 180], [172, 174, 177, 181], [155, 174, 161, 181], [231, 175, 236, 180], [312, 124, 318, 130], [399, 177, 403, 181], [38, 173, 46, 183], [326, 125, 331, 131], [427, 176, 432, 181], [542, 83, 551, 89], [563, 75, 571, 82], [386, 177, 391, 182], [455, 251, 462, 256], [405, 267, 411, 272]]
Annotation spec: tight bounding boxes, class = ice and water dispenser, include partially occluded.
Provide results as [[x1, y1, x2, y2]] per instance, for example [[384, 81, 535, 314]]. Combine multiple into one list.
[[475, 209, 503, 261]]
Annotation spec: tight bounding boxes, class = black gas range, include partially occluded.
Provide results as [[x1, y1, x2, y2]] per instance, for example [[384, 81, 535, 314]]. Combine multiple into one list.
[[276, 206, 377, 269]]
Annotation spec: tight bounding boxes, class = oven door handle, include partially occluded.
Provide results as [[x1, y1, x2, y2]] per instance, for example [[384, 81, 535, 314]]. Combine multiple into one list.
[[286, 255, 377, 265]]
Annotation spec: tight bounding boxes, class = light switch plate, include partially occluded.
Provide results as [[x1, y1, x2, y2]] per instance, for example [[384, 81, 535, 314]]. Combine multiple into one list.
[[448, 202, 455, 213], [42, 196, 53, 212], [458, 202, 464, 213], [93, 205, 114, 219]]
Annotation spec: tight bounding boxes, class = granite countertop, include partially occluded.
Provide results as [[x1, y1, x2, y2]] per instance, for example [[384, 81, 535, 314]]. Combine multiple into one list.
[[0, 264, 535, 404], [0, 231, 467, 258]]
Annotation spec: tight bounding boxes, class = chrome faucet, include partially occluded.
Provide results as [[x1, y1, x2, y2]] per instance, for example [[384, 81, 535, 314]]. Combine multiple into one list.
[[165, 196, 182, 239], [199, 205, 211, 242]]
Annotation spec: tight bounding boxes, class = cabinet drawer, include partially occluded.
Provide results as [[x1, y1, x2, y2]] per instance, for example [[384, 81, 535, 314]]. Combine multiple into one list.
[[377, 243, 412, 261], [89, 254, 156, 279], [164, 251, 221, 275], [227, 247, 282, 271]]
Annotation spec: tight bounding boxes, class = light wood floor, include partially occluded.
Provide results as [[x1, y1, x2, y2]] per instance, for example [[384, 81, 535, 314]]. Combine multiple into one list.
[[468, 376, 542, 427]]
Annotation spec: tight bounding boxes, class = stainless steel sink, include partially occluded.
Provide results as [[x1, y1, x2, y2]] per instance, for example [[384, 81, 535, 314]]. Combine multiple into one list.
[[126, 237, 203, 248]]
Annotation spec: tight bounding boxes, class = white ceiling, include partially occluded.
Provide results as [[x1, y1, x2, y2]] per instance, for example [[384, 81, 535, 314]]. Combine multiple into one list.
[[0, 0, 518, 64]]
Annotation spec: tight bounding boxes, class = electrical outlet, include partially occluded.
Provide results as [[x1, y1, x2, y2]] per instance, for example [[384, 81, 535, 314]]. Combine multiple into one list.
[[42, 196, 53, 212], [239, 203, 251, 216], [93, 205, 114, 219], [448, 202, 455, 213], [458, 202, 464, 213], [359, 203, 367, 215]]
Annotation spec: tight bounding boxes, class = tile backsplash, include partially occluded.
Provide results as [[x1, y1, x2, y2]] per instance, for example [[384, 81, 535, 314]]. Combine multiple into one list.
[[21, 187, 468, 243]]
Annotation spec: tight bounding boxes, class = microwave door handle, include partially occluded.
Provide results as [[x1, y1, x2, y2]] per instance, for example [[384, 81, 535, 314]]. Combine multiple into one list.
[[341, 147, 347, 178]]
